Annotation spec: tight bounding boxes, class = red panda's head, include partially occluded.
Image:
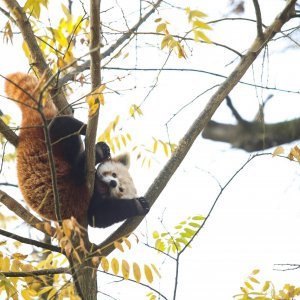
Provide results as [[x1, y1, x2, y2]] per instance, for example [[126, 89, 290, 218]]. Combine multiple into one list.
[[95, 153, 137, 199]]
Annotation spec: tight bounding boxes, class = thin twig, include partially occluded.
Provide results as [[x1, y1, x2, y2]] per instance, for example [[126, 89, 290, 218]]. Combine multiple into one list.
[[0, 228, 60, 252], [101, 67, 300, 94], [1, 268, 70, 277], [252, 0, 264, 39]]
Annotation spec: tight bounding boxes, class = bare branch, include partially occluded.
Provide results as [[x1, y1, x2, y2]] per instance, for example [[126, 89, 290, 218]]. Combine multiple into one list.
[[101, 67, 300, 95], [252, 0, 264, 39], [0, 228, 60, 252], [203, 118, 300, 152], [98, 0, 297, 256], [226, 95, 247, 124], [1, 268, 70, 277], [2, 0, 71, 114]]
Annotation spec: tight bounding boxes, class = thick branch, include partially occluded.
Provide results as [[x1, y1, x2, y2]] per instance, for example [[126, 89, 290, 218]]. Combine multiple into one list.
[[203, 118, 300, 152], [3, 0, 71, 114], [0, 190, 55, 236], [98, 0, 297, 256], [85, 0, 101, 196], [58, 0, 163, 87]]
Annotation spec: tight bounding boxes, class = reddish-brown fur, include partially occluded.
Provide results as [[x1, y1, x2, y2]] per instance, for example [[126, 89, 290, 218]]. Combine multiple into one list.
[[5, 73, 89, 221]]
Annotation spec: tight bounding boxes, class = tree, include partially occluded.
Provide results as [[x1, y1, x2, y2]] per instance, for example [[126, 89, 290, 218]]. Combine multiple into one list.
[[0, 0, 299, 299]]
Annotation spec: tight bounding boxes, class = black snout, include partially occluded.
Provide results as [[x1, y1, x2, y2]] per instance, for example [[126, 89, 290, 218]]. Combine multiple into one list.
[[109, 180, 117, 188]]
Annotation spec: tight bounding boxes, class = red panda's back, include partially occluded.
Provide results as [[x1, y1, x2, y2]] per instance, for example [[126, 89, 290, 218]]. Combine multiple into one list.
[[5, 73, 90, 222]]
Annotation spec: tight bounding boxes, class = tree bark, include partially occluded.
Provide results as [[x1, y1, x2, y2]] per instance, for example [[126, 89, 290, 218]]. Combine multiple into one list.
[[203, 118, 300, 152]]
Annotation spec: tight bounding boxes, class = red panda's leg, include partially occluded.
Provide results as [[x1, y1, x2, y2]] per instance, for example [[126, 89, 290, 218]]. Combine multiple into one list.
[[72, 142, 111, 184], [87, 196, 149, 228], [48, 116, 87, 139]]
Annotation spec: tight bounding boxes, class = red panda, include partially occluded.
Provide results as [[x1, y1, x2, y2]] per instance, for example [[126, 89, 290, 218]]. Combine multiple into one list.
[[5, 72, 149, 227]]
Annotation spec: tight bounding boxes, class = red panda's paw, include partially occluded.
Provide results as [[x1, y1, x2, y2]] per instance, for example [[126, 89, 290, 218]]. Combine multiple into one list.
[[95, 142, 111, 163], [135, 197, 150, 215]]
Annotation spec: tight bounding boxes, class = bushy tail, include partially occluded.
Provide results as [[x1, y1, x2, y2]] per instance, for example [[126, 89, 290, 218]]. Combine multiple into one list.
[[4, 72, 39, 108]]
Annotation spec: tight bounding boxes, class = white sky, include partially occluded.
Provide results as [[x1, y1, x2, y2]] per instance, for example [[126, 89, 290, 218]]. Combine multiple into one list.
[[1, 0, 300, 299]]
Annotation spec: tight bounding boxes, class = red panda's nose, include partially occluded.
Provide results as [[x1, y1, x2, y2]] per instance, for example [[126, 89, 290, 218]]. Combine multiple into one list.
[[109, 180, 117, 188]]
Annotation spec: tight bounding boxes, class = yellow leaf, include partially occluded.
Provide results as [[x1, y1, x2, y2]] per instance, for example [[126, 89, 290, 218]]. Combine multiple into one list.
[[2, 256, 10, 271], [123, 237, 131, 249], [62, 219, 73, 238], [38, 286, 53, 296], [101, 256, 109, 272], [153, 139, 158, 154], [12, 253, 28, 260], [160, 141, 169, 157], [121, 260, 130, 280], [152, 231, 159, 239], [194, 30, 212, 43], [244, 281, 254, 290], [154, 18, 162, 23], [86, 95, 100, 117], [133, 262, 141, 283], [114, 241, 124, 252], [251, 269, 260, 275], [121, 134, 127, 147], [272, 146, 284, 157], [3, 21, 13, 44], [193, 20, 212, 30], [156, 23, 167, 33], [61, 3, 71, 20], [249, 276, 260, 284], [111, 258, 119, 275], [144, 264, 153, 283], [151, 264, 161, 278], [47, 288, 57, 299], [262, 281, 270, 292], [161, 35, 173, 49], [21, 289, 33, 300]]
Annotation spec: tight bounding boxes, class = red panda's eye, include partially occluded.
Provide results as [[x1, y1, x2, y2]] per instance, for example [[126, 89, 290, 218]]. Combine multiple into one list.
[[119, 187, 124, 192], [112, 173, 117, 178]]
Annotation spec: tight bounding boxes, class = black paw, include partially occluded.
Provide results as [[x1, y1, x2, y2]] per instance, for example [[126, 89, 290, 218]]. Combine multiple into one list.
[[136, 197, 150, 215], [96, 142, 111, 162]]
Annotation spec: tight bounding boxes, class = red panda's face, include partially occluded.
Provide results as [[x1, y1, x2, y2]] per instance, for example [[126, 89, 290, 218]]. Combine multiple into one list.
[[96, 156, 137, 199]]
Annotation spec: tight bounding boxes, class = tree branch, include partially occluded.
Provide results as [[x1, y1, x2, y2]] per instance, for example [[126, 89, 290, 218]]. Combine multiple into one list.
[[252, 0, 264, 39], [3, 0, 71, 114], [0, 118, 18, 147], [0, 268, 70, 277], [98, 0, 297, 256], [203, 118, 300, 152], [0, 190, 55, 236], [0, 228, 60, 253], [58, 0, 163, 87], [85, 0, 102, 196]]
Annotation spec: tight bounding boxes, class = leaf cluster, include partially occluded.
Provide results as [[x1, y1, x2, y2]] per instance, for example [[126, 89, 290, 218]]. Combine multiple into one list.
[[234, 269, 300, 300], [152, 215, 205, 254]]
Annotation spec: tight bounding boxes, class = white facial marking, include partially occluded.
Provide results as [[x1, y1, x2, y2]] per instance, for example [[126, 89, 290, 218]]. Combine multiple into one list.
[[97, 159, 137, 199]]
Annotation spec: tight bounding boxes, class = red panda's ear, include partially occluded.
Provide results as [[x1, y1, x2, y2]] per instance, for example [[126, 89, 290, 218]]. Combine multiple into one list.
[[114, 153, 130, 168]]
